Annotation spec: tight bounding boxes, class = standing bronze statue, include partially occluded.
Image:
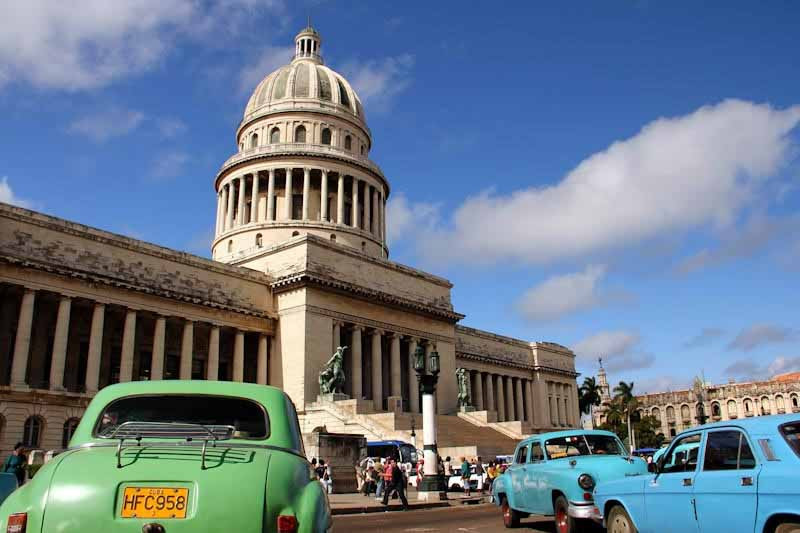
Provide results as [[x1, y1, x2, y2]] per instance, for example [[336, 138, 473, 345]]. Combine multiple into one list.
[[319, 346, 347, 394], [455, 367, 471, 408]]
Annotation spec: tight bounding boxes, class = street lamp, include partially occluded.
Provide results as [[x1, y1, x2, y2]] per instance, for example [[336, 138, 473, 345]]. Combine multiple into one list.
[[410, 417, 417, 450], [413, 345, 447, 500]]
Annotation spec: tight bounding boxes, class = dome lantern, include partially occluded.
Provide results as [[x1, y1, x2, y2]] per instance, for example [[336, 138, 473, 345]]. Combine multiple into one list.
[[294, 24, 322, 64]]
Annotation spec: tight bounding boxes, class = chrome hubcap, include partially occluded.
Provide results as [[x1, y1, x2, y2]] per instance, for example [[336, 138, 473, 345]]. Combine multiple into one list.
[[610, 514, 630, 533]]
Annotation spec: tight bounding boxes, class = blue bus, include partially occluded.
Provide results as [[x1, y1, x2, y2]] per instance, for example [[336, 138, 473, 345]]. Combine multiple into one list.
[[366, 440, 418, 470]]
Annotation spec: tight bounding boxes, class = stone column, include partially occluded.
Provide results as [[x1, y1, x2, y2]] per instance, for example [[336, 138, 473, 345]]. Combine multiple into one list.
[[504, 376, 514, 420], [337, 174, 345, 224], [474, 371, 484, 410], [332, 321, 341, 354], [233, 330, 245, 382], [320, 169, 329, 221], [372, 189, 380, 237], [371, 330, 383, 409], [557, 390, 565, 426], [284, 168, 293, 220], [381, 193, 387, 241], [151, 315, 166, 380], [11, 289, 36, 388], [215, 191, 223, 234], [302, 167, 310, 220], [251, 171, 260, 223], [485, 373, 495, 412], [180, 319, 193, 379], [351, 177, 360, 229], [390, 333, 401, 397], [365, 184, 372, 234], [119, 309, 137, 382], [351, 326, 362, 400], [496, 374, 506, 421], [237, 176, 246, 225], [266, 169, 275, 221], [49, 295, 72, 391], [515, 378, 525, 423], [85, 302, 105, 393], [225, 183, 234, 230], [408, 338, 419, 413], [525, 380, 535, 424], [207, 325, 220, 380], [257, 334, 268, 385]]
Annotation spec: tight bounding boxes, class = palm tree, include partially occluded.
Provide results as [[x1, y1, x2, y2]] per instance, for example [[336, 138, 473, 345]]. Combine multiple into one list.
[[614, 381, 637, 451], [579, 377, 603, 424]]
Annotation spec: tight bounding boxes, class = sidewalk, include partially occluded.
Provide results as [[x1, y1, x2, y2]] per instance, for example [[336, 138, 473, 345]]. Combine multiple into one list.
[[329, 488, 490, 515]]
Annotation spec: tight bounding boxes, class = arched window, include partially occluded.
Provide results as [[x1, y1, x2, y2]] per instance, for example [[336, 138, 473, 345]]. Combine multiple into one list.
[[330, 234, 336, 242], [255, 233, 263, 248], [227, 240, 233, 253], [23, 416, 44, 448], [360, 144, 365, 155], [291, 231, 300, 237], [681, 405, 690, 422], [744, 399, 753, 415], [777, 395, 785, 412], [792, 395, 799, 408], [321, 128, 331, 145], [711, 402, 721, 418], [361, 241, 366, 253], [651, 407, 661, 422], [250, 133, 258, 148], [294, 125, 306, 143], [62, 417, 80, 448], [269, 127, 280, 144], [344, 135, 352, 150], [728, 400, 738, 418], [666, 406, 675, 421], [761, 396, 771, 415]]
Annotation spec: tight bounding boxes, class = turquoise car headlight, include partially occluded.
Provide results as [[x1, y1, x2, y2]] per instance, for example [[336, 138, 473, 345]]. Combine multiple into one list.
[[578, 474, 595, 490]]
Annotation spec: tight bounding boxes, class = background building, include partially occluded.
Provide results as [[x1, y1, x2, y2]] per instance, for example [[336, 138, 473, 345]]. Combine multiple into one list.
[[0, 26, 580, 459]]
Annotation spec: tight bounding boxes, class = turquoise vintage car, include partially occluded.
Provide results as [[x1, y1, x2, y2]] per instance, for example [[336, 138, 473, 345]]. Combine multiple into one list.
[[491, 429, 647, 532], [0, 381, 332, 533], [594, 414, 800, 533]]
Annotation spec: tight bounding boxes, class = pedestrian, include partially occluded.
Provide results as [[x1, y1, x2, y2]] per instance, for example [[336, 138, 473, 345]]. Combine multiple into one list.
[[3, 443, 27, 487], [443, 455, 452, 476], [355, 464, 364, 493], [381, 458, 409, 510], [460, 456, 471, 496], [473, 456, 485, 494], [486, 461, 498, 502], [374, 461, 385, 500], [415, 458, 424, 487], [362, 465, 377, 495]]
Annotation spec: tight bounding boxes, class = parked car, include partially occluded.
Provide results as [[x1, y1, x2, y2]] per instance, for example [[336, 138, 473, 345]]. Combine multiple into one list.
[[492, 429, 648, 531], [447, 464, 484, 491], [0, 380, 332, 533], [594, 414, 800, 533]]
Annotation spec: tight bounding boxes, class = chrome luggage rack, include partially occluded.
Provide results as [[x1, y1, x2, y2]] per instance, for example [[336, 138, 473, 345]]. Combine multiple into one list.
[[104, 421, 235, 470]]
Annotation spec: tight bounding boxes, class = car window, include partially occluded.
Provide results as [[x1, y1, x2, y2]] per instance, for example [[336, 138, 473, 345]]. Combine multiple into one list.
[[95, 395, 269, 439], [780, 422, 800, 458], [703, 430, 755, 471], [660, 433, 701, 474], [515, 445, 529, 464], [545, 434, 625, 459], [529, 443, 544, 462]]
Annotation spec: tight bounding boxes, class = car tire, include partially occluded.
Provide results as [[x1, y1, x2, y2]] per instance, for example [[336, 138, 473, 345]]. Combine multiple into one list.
[[501, 496, 520, 528], [554, 495, 580, 533], [607, 505, 638, 533], [775, 523, 800, 533]]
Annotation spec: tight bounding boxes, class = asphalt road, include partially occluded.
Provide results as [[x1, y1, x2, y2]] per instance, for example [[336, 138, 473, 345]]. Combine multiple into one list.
[[332, 504, 559, 532]]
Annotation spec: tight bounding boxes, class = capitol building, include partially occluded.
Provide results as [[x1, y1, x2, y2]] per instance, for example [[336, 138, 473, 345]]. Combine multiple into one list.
[[0, 27, 580, 458]]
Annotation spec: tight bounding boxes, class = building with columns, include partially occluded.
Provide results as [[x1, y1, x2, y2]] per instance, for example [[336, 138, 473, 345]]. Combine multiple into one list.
[[0, 25, 579, 457]]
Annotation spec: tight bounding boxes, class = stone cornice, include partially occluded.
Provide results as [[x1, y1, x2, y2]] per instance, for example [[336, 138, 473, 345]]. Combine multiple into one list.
[[0, 203, 269, 284], [455, 350, 578, 377], [456, 324, 531, 350], [271, 272, 464, 322]]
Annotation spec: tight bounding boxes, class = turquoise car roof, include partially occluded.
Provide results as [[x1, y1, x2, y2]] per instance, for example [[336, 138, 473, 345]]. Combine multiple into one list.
[[675, 413, 800, 436], [522, 429, 619, 443]]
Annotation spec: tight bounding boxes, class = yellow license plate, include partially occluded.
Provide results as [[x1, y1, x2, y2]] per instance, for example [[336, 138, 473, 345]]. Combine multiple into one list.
[[120, 487, 189, 519]]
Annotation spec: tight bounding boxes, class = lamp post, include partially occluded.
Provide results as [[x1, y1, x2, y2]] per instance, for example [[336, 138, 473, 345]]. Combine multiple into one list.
[[410, 417, 417, 450], [413, 345, 447, 500]]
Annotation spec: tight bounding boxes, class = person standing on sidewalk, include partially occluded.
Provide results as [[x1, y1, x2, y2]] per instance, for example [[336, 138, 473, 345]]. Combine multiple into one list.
[[381, 458, 409, 510], [460, 457, 471, 496], [473, 456, 485, 494]]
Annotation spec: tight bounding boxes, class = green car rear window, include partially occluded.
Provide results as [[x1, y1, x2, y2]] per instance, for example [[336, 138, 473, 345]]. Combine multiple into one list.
[[94, 395, 269, 440], [780, 422, 800, 458]]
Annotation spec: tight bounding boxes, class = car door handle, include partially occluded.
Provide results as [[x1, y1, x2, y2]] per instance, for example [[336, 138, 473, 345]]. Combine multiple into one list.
[[683, 478, 693, 486], [741, 476, 753, 486]]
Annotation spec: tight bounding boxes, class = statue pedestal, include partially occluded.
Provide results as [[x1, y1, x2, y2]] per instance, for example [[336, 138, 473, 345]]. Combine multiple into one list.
[[387, 395, 403, 413], [319, 393, 349, 403], [459, 405, 476, 413]]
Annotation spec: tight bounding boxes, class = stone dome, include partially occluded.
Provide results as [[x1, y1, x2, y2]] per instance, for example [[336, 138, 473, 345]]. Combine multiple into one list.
[[243, 27, 366, 126]]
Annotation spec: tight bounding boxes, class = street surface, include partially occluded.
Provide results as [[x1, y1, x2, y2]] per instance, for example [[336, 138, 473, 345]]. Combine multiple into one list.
[[332, 504, 557, 532]]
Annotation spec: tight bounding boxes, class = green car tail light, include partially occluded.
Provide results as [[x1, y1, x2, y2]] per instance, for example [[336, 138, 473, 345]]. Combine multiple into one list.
[[278, 515, 298, 532], [6, 513, 26, 533]]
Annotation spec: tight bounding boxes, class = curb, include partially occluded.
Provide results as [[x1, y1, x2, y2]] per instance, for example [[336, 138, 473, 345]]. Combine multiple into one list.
[[331, 496, 490, 515]]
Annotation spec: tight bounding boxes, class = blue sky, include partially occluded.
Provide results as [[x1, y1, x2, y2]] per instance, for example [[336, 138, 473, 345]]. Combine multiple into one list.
[[1, 1, 799, 393]]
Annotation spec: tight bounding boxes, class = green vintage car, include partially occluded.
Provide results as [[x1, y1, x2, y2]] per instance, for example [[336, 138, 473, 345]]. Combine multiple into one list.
[[0, 381, 332, 533]]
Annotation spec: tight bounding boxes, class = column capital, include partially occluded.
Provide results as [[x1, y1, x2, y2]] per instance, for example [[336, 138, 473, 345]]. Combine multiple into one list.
[[285, 166, 293, 173], [322, 168, 330, 175], [268, 168, 276, 176], [303, 167, 311, 173], [389, 332, 402, 340], [372, 328, 384, 336], [351, 324, 364, 332]]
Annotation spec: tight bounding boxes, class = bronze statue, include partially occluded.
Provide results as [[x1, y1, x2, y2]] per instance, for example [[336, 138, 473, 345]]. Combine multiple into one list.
[[319, 346, 347, 394], [455, 367, 471, 407]]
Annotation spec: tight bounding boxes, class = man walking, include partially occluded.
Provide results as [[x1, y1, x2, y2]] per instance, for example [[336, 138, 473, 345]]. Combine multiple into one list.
[[381, 458, 409, 510], [3, 443, 27, 487]]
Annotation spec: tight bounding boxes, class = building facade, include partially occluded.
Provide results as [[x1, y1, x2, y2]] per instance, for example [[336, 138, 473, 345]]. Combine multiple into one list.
[[0, 26, 580, 457]]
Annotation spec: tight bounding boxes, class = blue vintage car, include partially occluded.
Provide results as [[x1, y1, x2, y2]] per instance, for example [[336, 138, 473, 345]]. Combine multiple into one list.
[[491, 429, 648, 531], [594, 414, 800, 533]]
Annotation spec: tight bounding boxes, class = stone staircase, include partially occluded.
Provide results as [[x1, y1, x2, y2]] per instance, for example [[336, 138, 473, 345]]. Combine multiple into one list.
[[300, 396, 522, 458]]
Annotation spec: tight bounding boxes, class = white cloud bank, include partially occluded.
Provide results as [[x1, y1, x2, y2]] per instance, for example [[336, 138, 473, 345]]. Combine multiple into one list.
[[0, 177, 32, 208], [68, 108, 145, 142], [573, 330, 653, 372], [725, 355, 800, 381], [340, 54, 415, 111], [415, 100, 800, 266], [517, 265, 611, 321]]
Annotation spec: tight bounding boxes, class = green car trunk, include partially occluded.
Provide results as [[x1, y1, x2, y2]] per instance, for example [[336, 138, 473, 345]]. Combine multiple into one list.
[[42, 445, 272, 532]]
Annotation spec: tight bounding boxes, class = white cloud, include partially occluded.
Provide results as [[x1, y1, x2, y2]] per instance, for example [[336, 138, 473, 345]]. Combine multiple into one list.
[[339, 54, 415, 111], [415, 100, 800, 266], [0, 177, 32, 208], [68, 108, 145, 142], [0, 0, 284, 91], [238, 45, 294, 94], [724, 355, 800, 381], [636, 375, 692, 394], [517, 265, 608, 321], [386, 193, 440, 246], [727, 323, 796, 352], [682, 327, 725, 349], [150, 151, 189, 179], [574, 330, 653, 372], [156, 117, 187, 139]]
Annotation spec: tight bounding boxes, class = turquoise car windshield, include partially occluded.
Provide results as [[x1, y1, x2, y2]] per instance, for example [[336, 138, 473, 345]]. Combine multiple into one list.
[[545, 434, 626, 459], [94, 395, 269, 439], [780, 422, 800, 458]]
